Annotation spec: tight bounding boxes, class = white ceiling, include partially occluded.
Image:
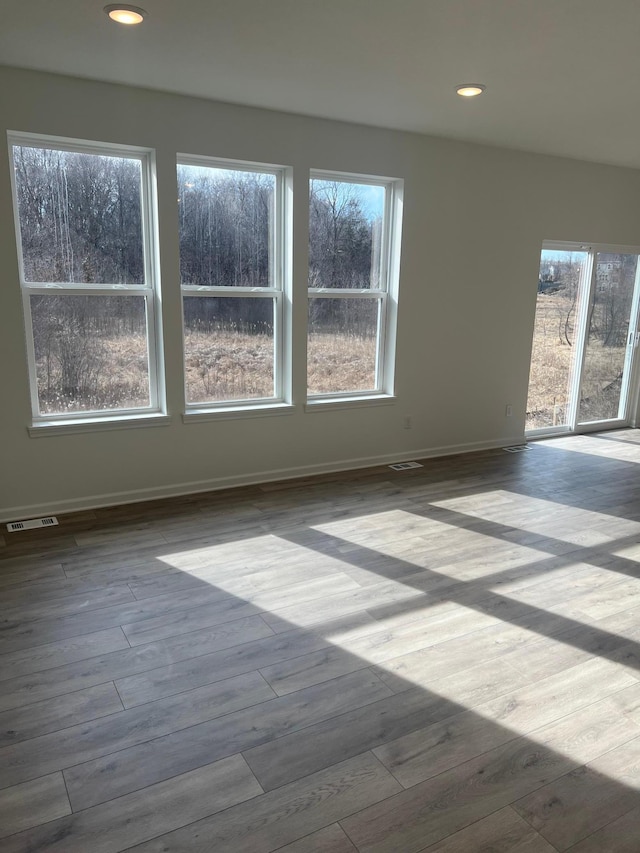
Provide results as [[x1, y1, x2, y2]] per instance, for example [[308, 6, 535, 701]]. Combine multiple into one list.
[[2, 0, 640, 169]]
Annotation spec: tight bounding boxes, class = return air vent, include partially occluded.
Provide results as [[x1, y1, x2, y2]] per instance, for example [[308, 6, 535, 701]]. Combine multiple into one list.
[[6, 516, 58, 532], [388, 461, 424, 471], [503, 445, 531, 453]]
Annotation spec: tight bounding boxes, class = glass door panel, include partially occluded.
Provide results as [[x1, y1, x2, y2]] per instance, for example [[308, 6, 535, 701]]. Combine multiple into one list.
[[578, 253, 638, 424], [526, 250, 588, 431], [527, 243, 640, 437]]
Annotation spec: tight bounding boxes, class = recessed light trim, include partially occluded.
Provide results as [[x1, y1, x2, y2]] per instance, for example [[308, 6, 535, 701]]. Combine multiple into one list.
[[104, 4, 147, 24], [456, 83, 486, 98]]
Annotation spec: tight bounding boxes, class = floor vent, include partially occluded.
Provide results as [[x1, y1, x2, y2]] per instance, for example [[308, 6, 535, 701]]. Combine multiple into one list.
[[6, 516, 59, 532], [503, 445, 531, 453], [389, 461, 424, 471]]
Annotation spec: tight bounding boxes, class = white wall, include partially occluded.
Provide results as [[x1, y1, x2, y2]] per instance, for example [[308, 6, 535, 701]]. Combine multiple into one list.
[[2, 66, 640, 520]]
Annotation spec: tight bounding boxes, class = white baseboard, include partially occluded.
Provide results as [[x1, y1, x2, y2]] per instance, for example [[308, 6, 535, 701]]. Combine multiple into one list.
[[1, 435, 523, 523]]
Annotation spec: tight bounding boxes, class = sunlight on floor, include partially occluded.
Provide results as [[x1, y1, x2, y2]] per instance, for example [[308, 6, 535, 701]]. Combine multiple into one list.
[[544, 434, 640, 464], [151, 479, 640, 805], [430, 491, 640, 546]]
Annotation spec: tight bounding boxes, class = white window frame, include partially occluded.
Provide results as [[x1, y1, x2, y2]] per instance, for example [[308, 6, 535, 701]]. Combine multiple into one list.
[[306, 170, 403, 407], [178, 155, 292, 418], [8, 132, 166, 432]]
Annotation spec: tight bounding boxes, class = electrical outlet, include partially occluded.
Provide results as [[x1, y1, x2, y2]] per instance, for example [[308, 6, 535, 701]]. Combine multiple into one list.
[[403, 416, 413, 429]]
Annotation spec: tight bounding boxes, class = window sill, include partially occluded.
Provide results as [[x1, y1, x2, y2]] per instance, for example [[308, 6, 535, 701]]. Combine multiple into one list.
[[28, 413, 171, 438], [305, 394, 397, 413], [183, 403, 296, 423]]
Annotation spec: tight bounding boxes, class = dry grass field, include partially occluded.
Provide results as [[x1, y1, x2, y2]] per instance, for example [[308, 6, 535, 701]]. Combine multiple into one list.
[[307, 332, 376, 395], [35, 301, 625, 420], [526, 295, 575, 429], [186, 329, 378, 400], [35, 329, 377, 413], [184, 330, 274, 403], [35, 332, 150, 415], [526, 294, 626, 430]]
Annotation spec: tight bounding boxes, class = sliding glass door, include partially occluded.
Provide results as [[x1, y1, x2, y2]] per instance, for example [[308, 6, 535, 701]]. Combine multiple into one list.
[[526, 243, 640, 436]]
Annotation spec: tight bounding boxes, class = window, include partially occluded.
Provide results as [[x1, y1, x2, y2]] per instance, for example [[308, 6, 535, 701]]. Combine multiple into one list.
[[177, 158, 288, 412], [307, 172, 402, 401], [9, 135, 163, 426]]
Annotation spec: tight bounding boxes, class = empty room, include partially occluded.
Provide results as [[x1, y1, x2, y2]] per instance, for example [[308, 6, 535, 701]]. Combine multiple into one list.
[[2, 2, 640, 851]]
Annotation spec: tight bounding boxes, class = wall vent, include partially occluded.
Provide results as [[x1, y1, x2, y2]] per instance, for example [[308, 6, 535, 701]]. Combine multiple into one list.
[[388, 461, 424, 471], [503, 445, 531, 453], [6, 517, 59, 532]]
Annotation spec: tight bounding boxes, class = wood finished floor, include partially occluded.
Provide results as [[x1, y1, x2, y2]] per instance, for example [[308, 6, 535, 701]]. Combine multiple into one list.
[[2, 431, 640, 851]]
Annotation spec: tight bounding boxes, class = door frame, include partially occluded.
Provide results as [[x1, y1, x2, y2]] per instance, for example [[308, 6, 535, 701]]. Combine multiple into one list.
[[526, 240, 640, 439]]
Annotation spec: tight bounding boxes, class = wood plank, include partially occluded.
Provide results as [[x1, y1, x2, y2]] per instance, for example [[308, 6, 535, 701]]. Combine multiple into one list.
[[372, 613, 567, 692], [59, 545, 201, 579], [563, 577, 640, 621], [160, 516, 266, 547], [372, 705, 519, 790], [0, 615, 274, 712], [513, 730, 640, 850], [253, 640, 571, 790], [114, 619, 374, 708], [0, 534, 78, 561], [0, 773, 70, 839], [243, 685, 458, 792], [62, 669, 392, 810], [340, 736, 577, 853], [0, 562, 66, 589], [530, 683, 640, 764], [61, 558, 181, 584], [373, 658, 639, 788], [258, 606, 505, 696], [0, 573, 102, 603], [497, 607, 640, 683], [0, 583, 250, 654], [121, 573, 360, 646], [0, 682, 123, 746], [73, 523, 168, 548], [275, 824, 357, 852], [123, 753, 401, 853], [2, 754, 261, 853], [0, 670, 275, 790], [0, 584, 136, 625], [418, 806, 556, 852], [261, 580, 429, 633], [0, 627, 129, 682], [563, 805, 640, 853], [375, 597, 640, 696]]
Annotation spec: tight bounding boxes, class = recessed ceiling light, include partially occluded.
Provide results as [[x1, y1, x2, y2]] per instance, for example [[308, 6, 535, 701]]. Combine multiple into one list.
[[456, 84, 486, 98], [104, 4, 147, 25]]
